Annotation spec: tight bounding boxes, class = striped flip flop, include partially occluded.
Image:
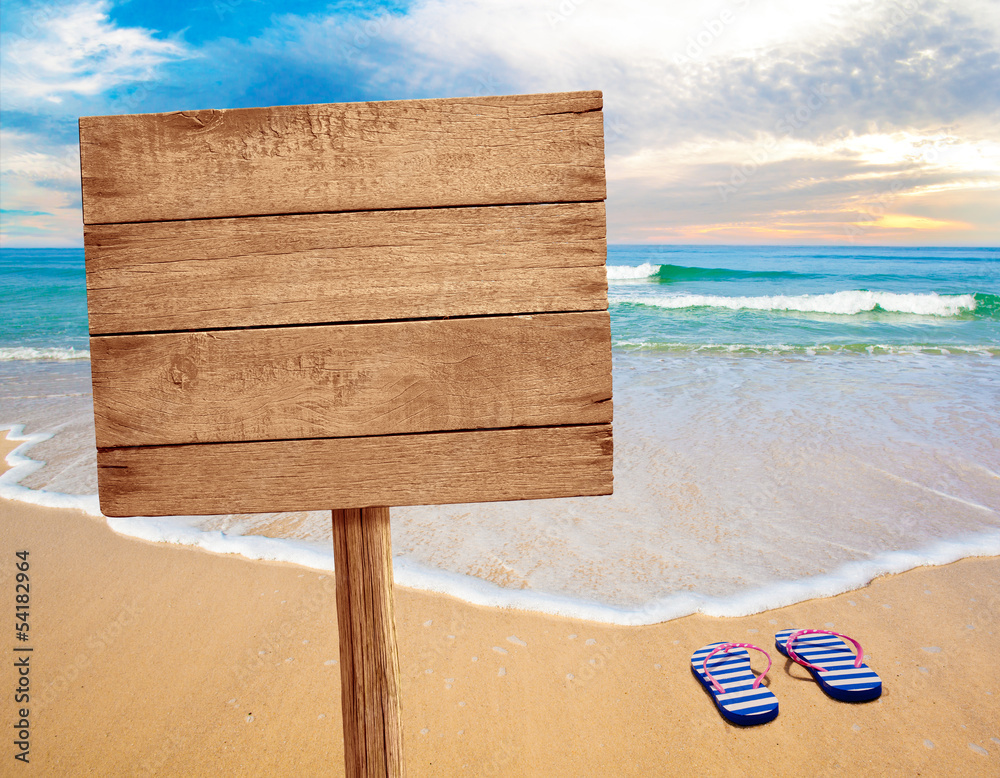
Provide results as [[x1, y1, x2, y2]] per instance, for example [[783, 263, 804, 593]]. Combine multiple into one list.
[[775, 628, 882, 702], [690, 642, 779, 726]]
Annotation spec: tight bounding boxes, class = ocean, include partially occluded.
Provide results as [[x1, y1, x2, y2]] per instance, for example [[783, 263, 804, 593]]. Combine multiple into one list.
[[2, 245, 998, 623]]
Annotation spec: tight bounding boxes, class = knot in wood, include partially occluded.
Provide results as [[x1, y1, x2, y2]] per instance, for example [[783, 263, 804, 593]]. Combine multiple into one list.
[[169, 356, 199, 389]]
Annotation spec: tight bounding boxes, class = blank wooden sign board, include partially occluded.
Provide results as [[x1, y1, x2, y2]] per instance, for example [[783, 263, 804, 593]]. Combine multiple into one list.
[[80, 91, 612, 776]]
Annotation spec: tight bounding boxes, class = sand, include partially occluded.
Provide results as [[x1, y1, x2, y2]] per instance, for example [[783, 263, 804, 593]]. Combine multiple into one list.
[[1, 434, 998, 776]]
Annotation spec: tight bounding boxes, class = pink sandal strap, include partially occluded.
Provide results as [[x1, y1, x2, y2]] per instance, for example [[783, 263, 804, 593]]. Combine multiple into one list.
[[702, 642, 772, 694], [785, 629, 864, 673]]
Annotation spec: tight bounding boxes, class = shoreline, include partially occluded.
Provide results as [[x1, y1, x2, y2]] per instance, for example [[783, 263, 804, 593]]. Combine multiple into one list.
[[2, 494, 997, 774], [4, 428, 1000, 627]]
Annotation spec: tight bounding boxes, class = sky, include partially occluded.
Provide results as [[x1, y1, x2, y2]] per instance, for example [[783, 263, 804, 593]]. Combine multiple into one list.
[[1, 0, 998, 247]]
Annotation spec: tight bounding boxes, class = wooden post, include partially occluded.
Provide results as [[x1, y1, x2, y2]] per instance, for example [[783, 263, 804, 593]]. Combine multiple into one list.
[[331, 507, 404, 778]]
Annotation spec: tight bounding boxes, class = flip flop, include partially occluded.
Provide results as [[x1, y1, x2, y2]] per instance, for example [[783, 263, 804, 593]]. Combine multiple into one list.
[[690, 641, 779, 726], [774, 628, 882, 702]]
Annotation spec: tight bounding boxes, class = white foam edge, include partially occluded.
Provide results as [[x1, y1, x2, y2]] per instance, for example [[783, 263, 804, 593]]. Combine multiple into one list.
[[606, 262, 661, 280], [393, 529, 1000, 624], [0, 424, 101, 513], [610, 290, 979, 317], [0, 346, 90, 361], [610, 341, 999, 356], [4, 423, 999, 625]]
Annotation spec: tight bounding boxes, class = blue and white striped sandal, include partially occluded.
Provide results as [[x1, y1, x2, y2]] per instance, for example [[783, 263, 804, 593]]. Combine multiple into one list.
[[690, 641, 779, 726], [775, 628, 882, 702]]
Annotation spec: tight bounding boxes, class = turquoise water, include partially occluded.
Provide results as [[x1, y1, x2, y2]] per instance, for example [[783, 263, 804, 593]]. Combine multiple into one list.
[[2, 245, 997, 357], [607, 245, 999, 355], [0, 249, 89, 356]]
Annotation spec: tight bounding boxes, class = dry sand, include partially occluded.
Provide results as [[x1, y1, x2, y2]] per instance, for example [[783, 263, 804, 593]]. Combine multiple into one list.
[[1, 435, 998, 776]]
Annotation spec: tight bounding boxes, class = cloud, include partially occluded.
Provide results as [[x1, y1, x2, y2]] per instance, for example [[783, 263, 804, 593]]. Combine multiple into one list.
[[657, 1, 1000, 143], [0, 1, 193, 246], [219, 1, 997, 147], [605, 128, 1000, 242], [0, 0, 997, 245], [0, 129, 82, 247], [216, 1, 998, 176], [0, 0, 189, 107], [220, 0, 998, 242], [0, 130, 78, 179]]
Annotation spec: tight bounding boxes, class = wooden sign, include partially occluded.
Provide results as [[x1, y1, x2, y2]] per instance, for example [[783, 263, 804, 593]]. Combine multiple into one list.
[[81, 91, 613, 518], [80, 91, 612, 776]]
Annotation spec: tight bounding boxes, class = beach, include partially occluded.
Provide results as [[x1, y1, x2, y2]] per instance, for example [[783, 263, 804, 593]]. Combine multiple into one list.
[[3, 466, 998, 775]]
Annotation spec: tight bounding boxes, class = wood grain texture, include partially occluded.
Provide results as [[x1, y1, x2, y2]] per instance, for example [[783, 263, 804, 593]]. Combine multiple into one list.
[[332, 507, 404, 778], [84, 202, 607, 334], [79, 91, 605, 225], [95, 424, 613, 516], [90, 312, 612, 448], [80, 89, 614, 519]]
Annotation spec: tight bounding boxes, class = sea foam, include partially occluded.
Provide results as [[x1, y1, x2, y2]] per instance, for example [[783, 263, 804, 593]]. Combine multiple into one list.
[[606, 263, 660, 280], [0, 347, 90, 361], [5, 431, 999, 624], [617, 290, 978, 317], [611, 341, 1000, 356], [5, 345, 1000, 626], [0, 425, 101, 513], [5, 424, 999, 624]]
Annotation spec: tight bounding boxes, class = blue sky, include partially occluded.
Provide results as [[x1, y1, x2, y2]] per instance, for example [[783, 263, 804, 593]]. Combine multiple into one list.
[[1, 0, 998, 246]]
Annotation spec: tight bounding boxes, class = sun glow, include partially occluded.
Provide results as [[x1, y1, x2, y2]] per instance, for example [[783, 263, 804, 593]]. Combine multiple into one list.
[[855, 214, 973, 232]]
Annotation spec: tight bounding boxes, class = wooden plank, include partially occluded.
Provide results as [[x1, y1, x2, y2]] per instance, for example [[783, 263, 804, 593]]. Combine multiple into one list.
[[90, 312, 612, 448], [79, 91, 605, 225], [332, 507, 403, 777], [84, 202, 607, 334], [95, 424, 613, 516]]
